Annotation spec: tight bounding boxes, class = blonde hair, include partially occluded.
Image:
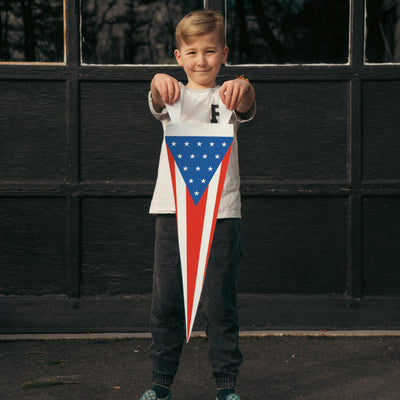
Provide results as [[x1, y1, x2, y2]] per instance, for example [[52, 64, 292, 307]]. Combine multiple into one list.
[[175, 10, 225, 49]]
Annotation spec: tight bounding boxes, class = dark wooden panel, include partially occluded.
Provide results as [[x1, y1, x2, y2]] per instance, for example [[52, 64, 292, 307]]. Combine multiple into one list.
[[239, 81, 349, 181], [80, 197, 155, 295], [0, 198, 67, 295], [80, 82, 161, 182], [363, 197, 400, 295], [363, 81, 400, 181], [0, 295, 152, 333], [239, 197, 348, 294], [0, 81, 66, 181]]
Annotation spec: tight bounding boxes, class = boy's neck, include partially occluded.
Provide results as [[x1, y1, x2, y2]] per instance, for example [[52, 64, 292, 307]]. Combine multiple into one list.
[[186, 81, 217, 90]]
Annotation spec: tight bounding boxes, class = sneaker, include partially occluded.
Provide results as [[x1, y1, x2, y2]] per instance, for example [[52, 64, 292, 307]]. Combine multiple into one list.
[[140, 389, 172, 400], [217, 394, 241, 400]]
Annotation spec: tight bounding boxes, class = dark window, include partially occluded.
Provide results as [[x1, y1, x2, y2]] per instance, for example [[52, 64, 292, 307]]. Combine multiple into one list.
[[81, 0, 202, 65], [226, 0, 350, 64], [365, 0, 400, 63], [0, 0, 64, 62]]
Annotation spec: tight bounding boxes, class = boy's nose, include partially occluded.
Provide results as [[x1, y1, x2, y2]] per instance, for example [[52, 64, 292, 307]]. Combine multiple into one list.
[[197, 53, 207, 66]]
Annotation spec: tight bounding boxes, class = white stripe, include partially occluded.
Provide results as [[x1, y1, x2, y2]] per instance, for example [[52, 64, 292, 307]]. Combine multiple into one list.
[[166, 123, 233, 137], [187, 166, 221, 339], [175, 163, 188, 318]]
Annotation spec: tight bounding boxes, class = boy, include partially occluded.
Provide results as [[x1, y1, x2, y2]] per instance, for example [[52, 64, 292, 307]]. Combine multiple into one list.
[[142, 9, 255, 400]]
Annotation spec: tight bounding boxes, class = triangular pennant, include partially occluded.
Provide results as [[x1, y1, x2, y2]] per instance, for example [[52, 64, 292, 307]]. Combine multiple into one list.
[[165, 122, 234, 341]]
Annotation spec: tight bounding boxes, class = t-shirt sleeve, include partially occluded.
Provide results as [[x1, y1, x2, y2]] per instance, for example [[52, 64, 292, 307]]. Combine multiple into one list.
[[233, 100, 256, 123], [148, 91, 170, 122]]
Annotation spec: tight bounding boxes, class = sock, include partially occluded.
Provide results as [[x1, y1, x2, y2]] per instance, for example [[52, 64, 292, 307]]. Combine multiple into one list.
[[152, 384, 170, 399], [217, 388, 235, 400]]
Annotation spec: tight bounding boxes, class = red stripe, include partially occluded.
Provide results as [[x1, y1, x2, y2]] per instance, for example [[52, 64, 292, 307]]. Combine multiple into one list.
[[203, 144, 233, 283], [185, 185, 208, 338]]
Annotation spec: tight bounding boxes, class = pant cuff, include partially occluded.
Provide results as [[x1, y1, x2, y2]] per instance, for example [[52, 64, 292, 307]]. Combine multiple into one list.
[[215, 375, 236, 389], [153, 373, 175, 387]]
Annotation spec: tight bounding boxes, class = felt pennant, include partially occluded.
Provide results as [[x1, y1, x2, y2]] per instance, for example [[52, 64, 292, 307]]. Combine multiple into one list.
[[165, 99, 233, 341]]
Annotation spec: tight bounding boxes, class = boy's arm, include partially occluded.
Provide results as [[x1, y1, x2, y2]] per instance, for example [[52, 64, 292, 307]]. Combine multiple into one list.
[[150, 73, 181, 113], [219, 78, 255, 114]]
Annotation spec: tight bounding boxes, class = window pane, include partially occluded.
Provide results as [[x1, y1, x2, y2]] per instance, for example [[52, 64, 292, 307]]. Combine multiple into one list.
[[81, 0, 202, 64], [365, 0, 400, 63], [226, 0, 349, 64], [0, 0, 64, 62]]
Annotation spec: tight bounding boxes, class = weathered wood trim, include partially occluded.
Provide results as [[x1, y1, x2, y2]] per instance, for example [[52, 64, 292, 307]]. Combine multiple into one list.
[[348, 76, 363, 298], [1, 184, 399, 201], [66, 196, 81, 298], [2, 294, 400, 333], [0, 65, 399, 82], [1, 182, 399, 196]]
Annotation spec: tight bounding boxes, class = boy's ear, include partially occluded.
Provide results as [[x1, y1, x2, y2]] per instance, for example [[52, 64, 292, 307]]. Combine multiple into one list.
[[222, 46, 229, 64], [174, 49, 183, 66]]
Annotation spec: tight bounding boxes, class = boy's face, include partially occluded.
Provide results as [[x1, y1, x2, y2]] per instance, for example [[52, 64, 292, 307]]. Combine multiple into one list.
[[174, 30, 228, 90]]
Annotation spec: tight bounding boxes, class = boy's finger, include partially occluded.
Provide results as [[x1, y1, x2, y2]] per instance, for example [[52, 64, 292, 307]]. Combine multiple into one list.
[[219, 84, 227, 101], [230, 86, 241, 109], [158, 82, 168, 103], [223, 86, 234, 109], [236, 86, 247, 109], [164, 81, 176, 104], [172, 82, 181, 103]]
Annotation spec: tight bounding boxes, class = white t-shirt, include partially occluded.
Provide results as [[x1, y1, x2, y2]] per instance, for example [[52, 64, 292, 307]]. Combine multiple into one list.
[[149, 82, 255, 219]]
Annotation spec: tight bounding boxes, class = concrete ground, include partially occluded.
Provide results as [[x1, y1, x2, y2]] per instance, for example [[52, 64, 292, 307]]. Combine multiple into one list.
[[1, 332, 400, 400]]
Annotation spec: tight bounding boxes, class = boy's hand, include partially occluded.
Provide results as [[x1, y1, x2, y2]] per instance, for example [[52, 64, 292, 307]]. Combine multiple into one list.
[[219, 78, 255, 113], [151, 73, 181, 111]]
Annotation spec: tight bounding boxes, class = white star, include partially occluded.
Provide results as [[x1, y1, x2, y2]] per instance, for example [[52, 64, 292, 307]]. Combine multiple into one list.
[[190, 154, 195, 159], [208, 166, 213, 171], [215, 154, 220, 159], [201, 179, 206, 183], [183, 166, 188, 171], [210, 142, 214, 147], [222, 142, 227, 147], [189, 178, 193, 183], [178, 154, 182, 159], [195, 191, 199, 196], [203, 154, 208, 159], [197, 141, 202, 147], [196, 166, 200, 171], [184, 141, 189, 146], [171, 141, 176, 146]]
